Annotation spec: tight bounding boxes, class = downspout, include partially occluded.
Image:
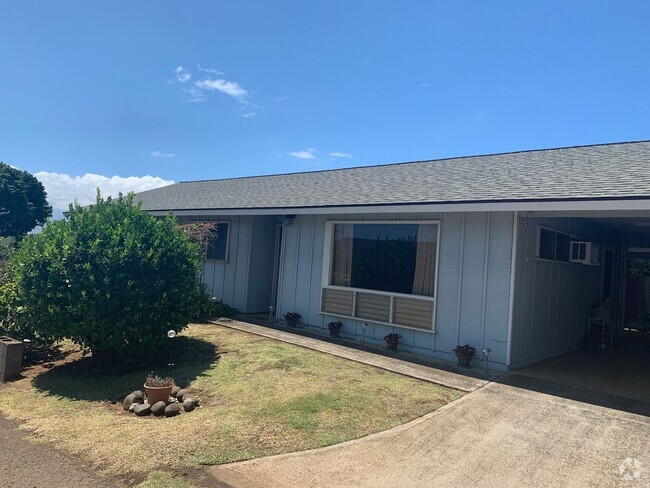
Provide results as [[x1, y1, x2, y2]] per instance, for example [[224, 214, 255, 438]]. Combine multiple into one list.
[[505, 211, 519, 368]]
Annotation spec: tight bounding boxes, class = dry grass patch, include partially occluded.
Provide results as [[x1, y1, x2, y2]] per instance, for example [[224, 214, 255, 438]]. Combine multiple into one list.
[[0, 323, 463, 482]]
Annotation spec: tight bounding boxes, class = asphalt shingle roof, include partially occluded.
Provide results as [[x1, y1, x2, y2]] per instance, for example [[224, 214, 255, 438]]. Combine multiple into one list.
[[135, 141, 650, 212]]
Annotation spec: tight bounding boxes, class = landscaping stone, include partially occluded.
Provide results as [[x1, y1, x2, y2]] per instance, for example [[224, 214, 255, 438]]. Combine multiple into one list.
[[182, 398, 195, 412], [122, 393, 136, 411], [171, 385, 181, 397], [181, 393, 194, 403], [131, 390, 144, 402], [129, 403, 136, 413], [133, 404, 151, 416], [176, 388, 190, 400], [151, 401, 167, 416], [164, 403, 181, 417]]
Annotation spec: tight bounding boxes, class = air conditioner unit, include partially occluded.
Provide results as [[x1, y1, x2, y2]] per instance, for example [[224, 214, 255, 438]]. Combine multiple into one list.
[[570, 241, 599, 265]]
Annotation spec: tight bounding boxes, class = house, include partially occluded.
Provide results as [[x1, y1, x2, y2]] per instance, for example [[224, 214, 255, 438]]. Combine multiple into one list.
[[134, 141, 650, 372]]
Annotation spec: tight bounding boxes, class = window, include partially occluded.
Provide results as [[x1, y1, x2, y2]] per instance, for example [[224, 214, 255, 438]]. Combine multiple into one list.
[[330, 222, 439, 297], [206, 222, 230, 261], [537, 226, 570, 262]]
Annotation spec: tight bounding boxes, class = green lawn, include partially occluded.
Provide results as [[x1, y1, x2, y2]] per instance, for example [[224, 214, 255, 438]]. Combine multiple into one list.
[[0, 323, 463, 484]]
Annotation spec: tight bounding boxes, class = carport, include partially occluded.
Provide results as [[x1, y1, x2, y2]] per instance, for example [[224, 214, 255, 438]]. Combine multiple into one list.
[[509, 209, 650, 402]]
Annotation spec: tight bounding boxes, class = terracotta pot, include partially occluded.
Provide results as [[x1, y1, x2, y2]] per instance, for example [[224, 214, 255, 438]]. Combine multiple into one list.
[[144, 385, 173, 405]]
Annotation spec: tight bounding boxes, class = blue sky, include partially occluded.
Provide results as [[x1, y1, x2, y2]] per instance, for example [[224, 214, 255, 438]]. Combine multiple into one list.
[[1, 1, 649, 212]]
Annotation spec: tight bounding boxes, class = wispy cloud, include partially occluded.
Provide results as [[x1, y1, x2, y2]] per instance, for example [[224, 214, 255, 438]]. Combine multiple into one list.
[[289, 148, 316, 159], [329, 152, 353, 159], [195, 78, 247, 99], [175, 66, 191, 83], [174, 66, 253, 115], [197, 65, 224, 75], [149, 150, 176, 158], [34, 172, 174, 212]]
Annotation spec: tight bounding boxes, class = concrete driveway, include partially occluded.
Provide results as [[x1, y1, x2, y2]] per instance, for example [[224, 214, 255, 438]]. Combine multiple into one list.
[[211, 376, 650, 488]]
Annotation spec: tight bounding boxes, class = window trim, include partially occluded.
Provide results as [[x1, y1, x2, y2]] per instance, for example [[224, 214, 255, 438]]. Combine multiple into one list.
[[321, 220, 441, 332], [195, 220, 231, 263]]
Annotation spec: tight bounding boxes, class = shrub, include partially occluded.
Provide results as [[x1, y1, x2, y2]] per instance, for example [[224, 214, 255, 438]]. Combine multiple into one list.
[[191, 282, 237, 320], [6, 192, 199, 366]]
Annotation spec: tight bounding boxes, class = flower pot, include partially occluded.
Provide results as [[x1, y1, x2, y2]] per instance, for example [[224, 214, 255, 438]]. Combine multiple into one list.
[[329, 328, 341, 338], [386, 340, 399, 351], [144, 385, 173, 405], [286, 318, 299, 327], [456, 354, 473, 368]]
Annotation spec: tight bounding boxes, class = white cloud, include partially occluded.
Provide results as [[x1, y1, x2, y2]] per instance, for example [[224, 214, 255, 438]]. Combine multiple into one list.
[[34, 172, 174, 211], [197, 65, 224, 75], [329, 152, 353, 159], [195, 78, 247, 99], [289, 148, 316, 159], [184, 86, 207, 103], [149, 150, 176, 158], [175, 66, 191, 83], [241, 112, 256, 118]]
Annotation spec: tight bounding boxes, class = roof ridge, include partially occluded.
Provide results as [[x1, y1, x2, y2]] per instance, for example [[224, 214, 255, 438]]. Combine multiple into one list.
[[178, 139, 650, 184]]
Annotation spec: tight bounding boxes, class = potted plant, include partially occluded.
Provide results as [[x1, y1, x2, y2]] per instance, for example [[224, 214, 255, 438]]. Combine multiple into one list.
[[384, 333, 402, 351], [144, 373, 175, 405], [283, 312, 301, 327], [453, 344, 476, 368], [327, 321, 343, 337]]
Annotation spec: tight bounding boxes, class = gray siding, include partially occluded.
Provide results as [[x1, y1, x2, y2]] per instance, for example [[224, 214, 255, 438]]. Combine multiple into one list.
[[509, 216, 615, 368], [276, 211, 514, 370]]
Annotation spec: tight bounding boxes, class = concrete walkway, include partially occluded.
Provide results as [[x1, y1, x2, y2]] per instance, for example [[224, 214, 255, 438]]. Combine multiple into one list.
[[211, 377, 650, 488], [212, 318, 494, 392]]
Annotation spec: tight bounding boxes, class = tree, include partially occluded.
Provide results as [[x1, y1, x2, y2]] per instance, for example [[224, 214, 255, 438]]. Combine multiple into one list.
[[6, 192, 199, 367], [0, 162, 52, 238]]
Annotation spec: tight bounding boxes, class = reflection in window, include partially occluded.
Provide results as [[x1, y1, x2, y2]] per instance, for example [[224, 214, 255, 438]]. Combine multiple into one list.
[[330, 223, 438, 297], [206, 223, 229, 261]]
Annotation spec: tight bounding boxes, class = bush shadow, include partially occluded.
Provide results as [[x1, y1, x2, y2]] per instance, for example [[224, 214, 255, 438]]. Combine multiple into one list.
[[32, 336, 220, 402]]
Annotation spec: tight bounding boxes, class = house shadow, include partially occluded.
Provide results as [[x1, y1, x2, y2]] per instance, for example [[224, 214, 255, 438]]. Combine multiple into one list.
[[32, 336, 219, 403], [496, 373, 650, 417]]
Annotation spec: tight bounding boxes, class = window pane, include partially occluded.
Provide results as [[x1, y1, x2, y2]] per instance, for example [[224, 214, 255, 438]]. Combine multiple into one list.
[[538, 228, 555, 260], [555, 232, 570, 262], [331, 223, 438, 297], [206, 223, 229, 260]]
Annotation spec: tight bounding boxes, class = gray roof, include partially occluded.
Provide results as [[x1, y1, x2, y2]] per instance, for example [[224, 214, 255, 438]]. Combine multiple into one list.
[[135, 141, 650, 212]]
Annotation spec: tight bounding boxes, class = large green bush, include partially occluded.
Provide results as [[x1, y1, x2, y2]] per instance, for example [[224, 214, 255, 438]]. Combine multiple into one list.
[[6, 192, 200, 366]]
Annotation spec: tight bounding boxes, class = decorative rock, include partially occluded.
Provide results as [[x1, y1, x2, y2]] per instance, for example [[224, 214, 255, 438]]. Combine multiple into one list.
[[176, 388, 190, 400], [122, 393, 136, 411], [133, 404, 151, 416], [131, 390, 144, 402], [151, 401, 167, 416], [181, 393, 194, 403], [171, 385, 181, 397], [182, 398, 195, 412], [164, 403, 181, 417], [129, 403, 136, 412]]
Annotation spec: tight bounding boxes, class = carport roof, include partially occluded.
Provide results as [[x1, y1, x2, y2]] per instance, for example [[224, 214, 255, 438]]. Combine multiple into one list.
[[135, 140, 650, 212]]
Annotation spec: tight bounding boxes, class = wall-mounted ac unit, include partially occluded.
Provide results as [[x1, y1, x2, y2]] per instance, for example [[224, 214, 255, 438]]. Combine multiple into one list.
[[570, 241, 600, 265]]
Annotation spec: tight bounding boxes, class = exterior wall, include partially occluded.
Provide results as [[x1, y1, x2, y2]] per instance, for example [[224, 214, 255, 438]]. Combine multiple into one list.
[[276, 211, 515, 370], [180, 214, 280, 313], [509, 216, 615, 368]]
